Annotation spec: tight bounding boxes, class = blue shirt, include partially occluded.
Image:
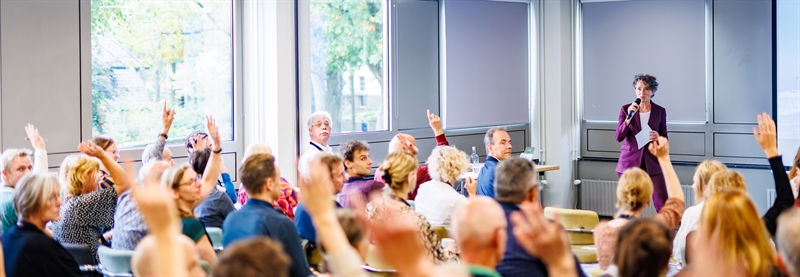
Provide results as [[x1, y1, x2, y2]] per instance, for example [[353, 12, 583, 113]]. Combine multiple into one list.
[[476, 156, 500, 198], [496, 201, 587, 277], [222, 199, 312, 277], [295, 200, 342, 243]]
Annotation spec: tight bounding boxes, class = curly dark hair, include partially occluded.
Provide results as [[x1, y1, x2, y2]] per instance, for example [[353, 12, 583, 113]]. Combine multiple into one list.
[[338, 140, 370, 170], [632, 74, 658, 94]]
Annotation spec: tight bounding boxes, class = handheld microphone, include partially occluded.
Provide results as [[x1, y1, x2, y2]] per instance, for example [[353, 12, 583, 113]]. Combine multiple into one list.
[[627, 98, 642, 120]]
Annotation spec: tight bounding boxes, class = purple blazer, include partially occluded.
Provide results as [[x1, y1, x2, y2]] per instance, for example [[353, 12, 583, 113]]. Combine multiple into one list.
[[615, 102, 668, 175]]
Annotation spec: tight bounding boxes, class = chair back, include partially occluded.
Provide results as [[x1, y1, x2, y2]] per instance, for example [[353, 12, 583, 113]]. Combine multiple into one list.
[[61, 242, 100, 276], [206, 227, 223, 250], [544, 207, 598, 245], [301, 239, 324, 271], [97, 246, 134, 277]]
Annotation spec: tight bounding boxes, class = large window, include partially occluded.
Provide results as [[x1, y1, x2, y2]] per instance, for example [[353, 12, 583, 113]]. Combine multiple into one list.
[[777, 0, 800, 165], [308, 0, 387, 134], [91, 0, 234, 148]]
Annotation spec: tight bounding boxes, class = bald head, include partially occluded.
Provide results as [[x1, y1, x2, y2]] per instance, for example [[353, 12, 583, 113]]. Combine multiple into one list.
[[454, 196, 507, 267], [777, 208, 800, 277], [132, 234, 206, 277], [388, 134, 418, 156]]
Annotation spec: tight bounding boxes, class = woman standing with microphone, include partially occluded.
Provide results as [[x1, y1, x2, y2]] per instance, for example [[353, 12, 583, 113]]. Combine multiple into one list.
[[615, 74, 668, 212]]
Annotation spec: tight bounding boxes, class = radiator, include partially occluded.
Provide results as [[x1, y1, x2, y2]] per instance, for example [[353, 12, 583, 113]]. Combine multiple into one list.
[[767, 189, 777, 208], [580, 179, 695, 217]]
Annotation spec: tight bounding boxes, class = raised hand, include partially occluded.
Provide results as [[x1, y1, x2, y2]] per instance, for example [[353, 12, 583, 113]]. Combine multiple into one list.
[[189, 134, 210, 151], [162, 101, 175, 134], [648, 136, 670, 159], [753, 112, 778, 158], [427, 109, 443, 136], [465, 177, 477, 197], [297, 156, 336, 218], [25, 124, 46, 150], [78, 141, 107, 158], [649, 130, 658, 142], [510, 203, 576, 275], [128, 160, 178, 233], [206, 115, 221, 149]]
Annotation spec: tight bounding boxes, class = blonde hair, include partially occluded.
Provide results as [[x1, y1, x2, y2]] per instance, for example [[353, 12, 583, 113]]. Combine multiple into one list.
[[59, 154, 101, 197], [14, 172, 60, 218], [615, 168, 653, 212], [426, 146, 470, 184], [700, 189, 775, 277], [243, 143, 273, 163], [694, 160, 727, 201], [378, 151, 418, 195], [705, 170, 747, 199], [161, 164, 195, 218]]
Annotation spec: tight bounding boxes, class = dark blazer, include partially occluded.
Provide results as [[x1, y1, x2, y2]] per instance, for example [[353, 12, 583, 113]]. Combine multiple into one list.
[[2, 221, 83, 277], [615, 101, 668, 174]]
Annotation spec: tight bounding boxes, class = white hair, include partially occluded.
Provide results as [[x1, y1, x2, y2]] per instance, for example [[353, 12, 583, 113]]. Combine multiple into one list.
[[1, 148, 33, 172], [388, 135, 402, 153], [243, 143, 273, 163], [777, 208, 800, 277], [307, 111, 333, 129]]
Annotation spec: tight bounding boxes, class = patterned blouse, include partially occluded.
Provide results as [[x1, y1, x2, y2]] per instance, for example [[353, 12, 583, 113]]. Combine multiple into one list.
[[366, 194, 459, 264], [51, 188, 118, 262], [237, 177, 298, 220]]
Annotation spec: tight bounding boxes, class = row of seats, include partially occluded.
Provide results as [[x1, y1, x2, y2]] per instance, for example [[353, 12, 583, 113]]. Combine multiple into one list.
[[60, 227, 224, 277]]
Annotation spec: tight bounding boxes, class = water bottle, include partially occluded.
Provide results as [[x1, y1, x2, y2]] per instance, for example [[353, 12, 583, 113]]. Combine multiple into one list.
[[470, 146, 480, 173]]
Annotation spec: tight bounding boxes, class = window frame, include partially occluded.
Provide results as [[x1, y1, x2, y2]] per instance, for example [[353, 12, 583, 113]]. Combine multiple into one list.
[[80, 0, 245, 169]]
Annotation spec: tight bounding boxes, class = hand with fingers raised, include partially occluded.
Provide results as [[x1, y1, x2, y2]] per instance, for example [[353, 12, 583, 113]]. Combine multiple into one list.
[[753, 112, 779, 159], [25, 124, 46, 150], [510, 203, 577, 276]]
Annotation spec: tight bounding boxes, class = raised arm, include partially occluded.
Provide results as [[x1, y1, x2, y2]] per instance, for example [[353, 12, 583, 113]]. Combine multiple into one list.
[[198, 116, 222, 204], [649, 137, 683, 202], [300, 157, 369, 277], [79, 141, 131, 197], [428, 110, 449, 146], [25, 124, 48, 173], [753, 112, 794, 236], [144, 102, 175, 163]]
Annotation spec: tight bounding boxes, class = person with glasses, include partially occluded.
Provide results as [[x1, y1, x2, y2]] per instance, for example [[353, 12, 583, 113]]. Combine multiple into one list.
[[184, 128, 236, 203], [162, 116, 223, 266], [299, 111, 335, 179]]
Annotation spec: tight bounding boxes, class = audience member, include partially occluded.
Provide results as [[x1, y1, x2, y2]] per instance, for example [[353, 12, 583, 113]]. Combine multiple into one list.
[[492, 157, 584, 277], [222, 153, 312, 277], [378, 110, 450, 200], [607, 219, 672, 277], [672, 160, 727, 266], [113, 106, 177, 250], [237, 143, 299, 219], [705, 170, 747, 197], [415, 145, 474, 236], [91, 135, 120, 189], [1, 124, 48, 234], [776, 208, 800, 277], [753, 112, 798, 236], [476, 126, 513, 198], [2, 173, 82, 276], [160, 116, 222, 265], [112, 161, 171, 251], [367, 151, 459, 264], [299, 111, 335, 178], [51, 141, 133, 261], [453, 196, 507, 277], [295, 154, 346, 249], [133, 234, 206, 277], [682, 189, 776, 277], [338, 140, 384, 208], [213, 237, 292, 277], [185, 129, 236, 203], [141, 102, 176, 166], [509, 203, 579, 276], [191, 149, 235, 229], [594, 136, 684, 270]]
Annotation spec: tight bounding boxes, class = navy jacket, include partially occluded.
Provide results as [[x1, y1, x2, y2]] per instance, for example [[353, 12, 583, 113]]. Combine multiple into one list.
[[496, 202, 587, 277], [476, 156, 501, 198], [222, 199, 312, 277], [2, 221, 83, 277], [295, 200, 342, 243]]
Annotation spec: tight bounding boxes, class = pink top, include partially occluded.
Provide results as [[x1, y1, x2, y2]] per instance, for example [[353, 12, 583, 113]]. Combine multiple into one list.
[[593, 198, 685, 269]]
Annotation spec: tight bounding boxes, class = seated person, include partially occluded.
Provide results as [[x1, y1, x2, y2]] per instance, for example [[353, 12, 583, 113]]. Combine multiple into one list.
[[318, 209, 369, 274], [2, 173, 82, 276], [237, 143, 299, 219], [192, 149, 235, 229], [337, 140, 384, 208], [415, 145, 475, 236], [222, 153, 312, 277], [213, 237, 291, 277], [132, 234, 206, 277]]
